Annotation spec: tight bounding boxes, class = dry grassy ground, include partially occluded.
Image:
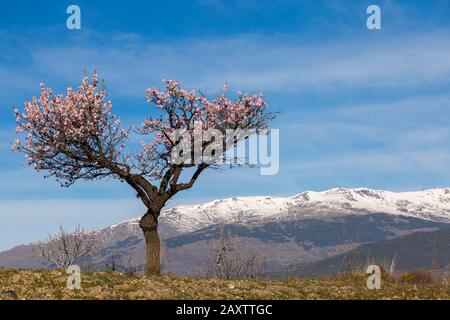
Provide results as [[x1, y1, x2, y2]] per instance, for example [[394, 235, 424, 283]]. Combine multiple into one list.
[[0, 268, 448, 300]]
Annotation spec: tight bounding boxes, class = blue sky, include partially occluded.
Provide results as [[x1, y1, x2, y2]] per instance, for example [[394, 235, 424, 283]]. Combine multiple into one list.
[[1, 0, 450, 250]]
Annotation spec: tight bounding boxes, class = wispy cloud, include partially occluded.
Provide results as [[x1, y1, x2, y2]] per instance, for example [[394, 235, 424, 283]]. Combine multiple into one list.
[[282, 94, 450, 150], [10, 30, 449, 99]]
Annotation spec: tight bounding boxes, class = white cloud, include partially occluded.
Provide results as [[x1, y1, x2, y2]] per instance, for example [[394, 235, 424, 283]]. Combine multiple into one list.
[[24, 31, 450, 98]]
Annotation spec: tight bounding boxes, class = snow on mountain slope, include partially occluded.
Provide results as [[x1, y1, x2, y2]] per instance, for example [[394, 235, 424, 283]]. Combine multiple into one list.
[[105, 187, 450, 236], [286, 187, 450, 221]]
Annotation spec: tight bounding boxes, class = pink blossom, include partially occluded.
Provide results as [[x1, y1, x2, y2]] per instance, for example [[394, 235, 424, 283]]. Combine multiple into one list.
[[13, 74, 273, 185]]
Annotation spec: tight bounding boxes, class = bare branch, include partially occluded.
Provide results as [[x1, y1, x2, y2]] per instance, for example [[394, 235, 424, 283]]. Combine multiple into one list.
[[35, 224, 100, 269]]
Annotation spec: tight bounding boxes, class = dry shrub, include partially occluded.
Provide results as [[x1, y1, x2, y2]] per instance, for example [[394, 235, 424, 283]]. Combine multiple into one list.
[[208, 227, 266, 279], [35, 224, 100, 269], [399, 269, 434, 285]]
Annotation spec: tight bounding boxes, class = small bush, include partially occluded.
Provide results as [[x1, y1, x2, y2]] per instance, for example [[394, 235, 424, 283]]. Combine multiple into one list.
[[399, 269, 433, 285], [208, 227, 267, 279]]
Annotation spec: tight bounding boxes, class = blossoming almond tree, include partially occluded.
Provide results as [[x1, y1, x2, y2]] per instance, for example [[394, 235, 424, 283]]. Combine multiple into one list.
[[13, 73, 274, 275]]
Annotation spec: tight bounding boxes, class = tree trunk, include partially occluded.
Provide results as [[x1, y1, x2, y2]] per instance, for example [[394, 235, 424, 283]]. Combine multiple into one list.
[[139, 210, 160, 275]]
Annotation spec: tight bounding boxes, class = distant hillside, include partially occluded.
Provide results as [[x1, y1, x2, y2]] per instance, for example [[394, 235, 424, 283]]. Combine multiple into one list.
[[165, 213, 447, 249], [0, 213, 448, 276], [158, 187, 450, 235], [2, 187, 450, 276], [276, 228, 450, 278]]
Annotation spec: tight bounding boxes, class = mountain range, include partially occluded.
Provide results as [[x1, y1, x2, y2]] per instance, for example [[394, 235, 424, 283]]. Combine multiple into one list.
[[1, 187, 449, 276], [276, 228, 450, 278]]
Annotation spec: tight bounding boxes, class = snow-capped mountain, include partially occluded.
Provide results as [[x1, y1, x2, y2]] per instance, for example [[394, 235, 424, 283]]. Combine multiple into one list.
[[2, 187, 449, 273], [107, 187, 450, 236]]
